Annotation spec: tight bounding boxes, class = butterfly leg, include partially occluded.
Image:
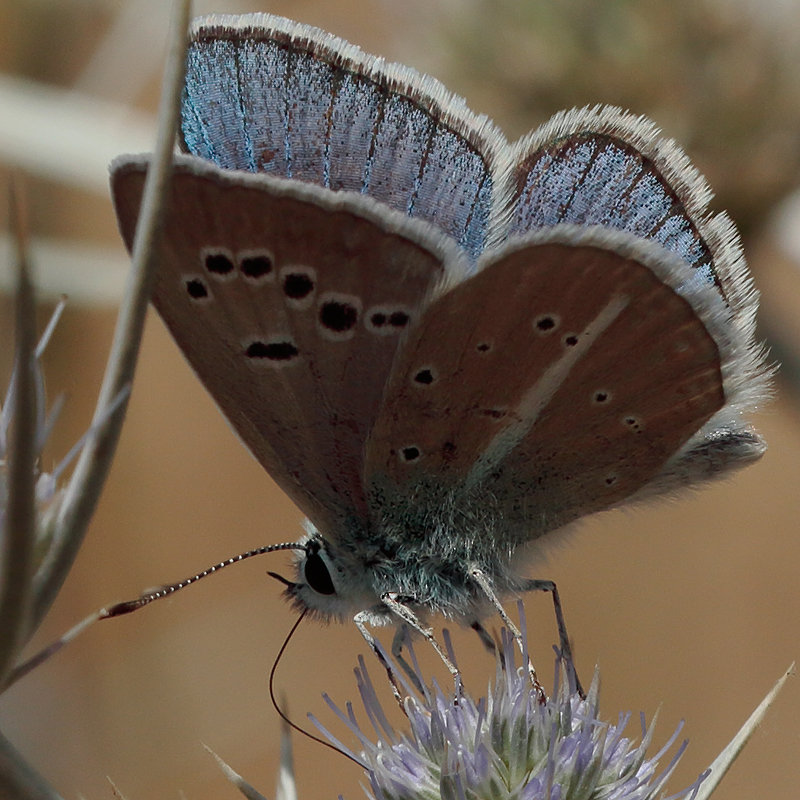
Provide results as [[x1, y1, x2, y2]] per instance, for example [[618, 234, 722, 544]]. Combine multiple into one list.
[[470, 568, 546, 702], [381, 593, 462, 691], [470, 620, 497, 655], [354, 611, 406, 708], [390, 624, 426, 695], [520, 578, 584, 698]]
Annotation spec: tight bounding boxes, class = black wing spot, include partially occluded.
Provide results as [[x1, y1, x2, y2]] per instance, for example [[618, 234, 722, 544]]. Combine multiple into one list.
[[534, 314, 560, 333], [283, 272, 315, 299], [245, 340, 299, 362], [413, 369, 435, 385], [186, 279, 209, 299], [389, 311, 410, 328], [400, 446, 421, 462], [366, 306, 411, 335], [205, 252, 235, 275], [320, 300, 358, 332], [240, 254, 273, 279]]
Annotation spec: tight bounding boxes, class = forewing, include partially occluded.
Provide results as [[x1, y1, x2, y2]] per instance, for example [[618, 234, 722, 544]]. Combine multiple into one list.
[[181, 13, 505, 262], [364, 228, 735, 541], [111, 154, 456, 537]]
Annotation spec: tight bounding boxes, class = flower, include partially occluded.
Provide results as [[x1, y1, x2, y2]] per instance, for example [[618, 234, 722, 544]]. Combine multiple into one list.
[[204, 607, 789, 800], [312, 622, 707, 800]]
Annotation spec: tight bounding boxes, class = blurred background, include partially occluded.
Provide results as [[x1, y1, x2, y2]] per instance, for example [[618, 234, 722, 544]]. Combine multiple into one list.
[[1, 0, 799, 798]]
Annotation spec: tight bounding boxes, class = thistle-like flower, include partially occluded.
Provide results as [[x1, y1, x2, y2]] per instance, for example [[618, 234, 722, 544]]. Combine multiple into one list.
[[313, 626, 704, 800], [208, 623, 790, 800]]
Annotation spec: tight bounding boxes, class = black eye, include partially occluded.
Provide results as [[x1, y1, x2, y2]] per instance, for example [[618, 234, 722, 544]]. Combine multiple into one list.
[[304, 552, 336, 595]]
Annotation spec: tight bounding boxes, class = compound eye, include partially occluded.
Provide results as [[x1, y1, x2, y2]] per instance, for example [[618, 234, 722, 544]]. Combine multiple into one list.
[[303, 551, 336, 595]]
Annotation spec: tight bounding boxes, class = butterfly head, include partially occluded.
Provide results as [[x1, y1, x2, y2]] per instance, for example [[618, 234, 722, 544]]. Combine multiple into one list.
[[269, 527, 394, 625]]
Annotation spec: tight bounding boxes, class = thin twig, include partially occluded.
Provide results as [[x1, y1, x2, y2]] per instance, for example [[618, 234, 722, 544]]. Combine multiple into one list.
[[32, 0, 192, 630], [4, 608, 105, 689], [0, 178, 37, 687]]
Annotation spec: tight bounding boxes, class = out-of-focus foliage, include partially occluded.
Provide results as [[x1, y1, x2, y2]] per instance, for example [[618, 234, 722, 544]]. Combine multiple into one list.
[[432, 0, 800, 236]]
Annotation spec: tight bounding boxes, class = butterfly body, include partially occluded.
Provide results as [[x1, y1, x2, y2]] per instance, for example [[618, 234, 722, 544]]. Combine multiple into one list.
[[292, 521, 523, 626], [111, 14, 768, 632]]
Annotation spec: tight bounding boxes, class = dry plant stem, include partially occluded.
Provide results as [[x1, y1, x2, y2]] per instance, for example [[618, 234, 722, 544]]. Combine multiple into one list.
[[0, 729, 64, 800], [207, 715, 295, 800], [276, 716, 297, 800], [204, 746, 269, 800], [31, 0, 192, 631], [4, 609, 103, 688], [694, 663, 795, 800], [0, 180, 37, 687]]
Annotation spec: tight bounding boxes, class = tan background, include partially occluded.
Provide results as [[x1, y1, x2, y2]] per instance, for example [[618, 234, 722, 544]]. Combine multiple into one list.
[[1, 1, 799, 799]]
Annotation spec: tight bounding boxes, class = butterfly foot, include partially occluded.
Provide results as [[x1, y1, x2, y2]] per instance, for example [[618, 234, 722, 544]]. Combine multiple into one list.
[[354, 611, 406, 709], [521, 578, 584, 699], [391, 625, 425, 695], [470, 620, 498, 654], [381, 593, 461, 686], [470, 567, 547, 701]]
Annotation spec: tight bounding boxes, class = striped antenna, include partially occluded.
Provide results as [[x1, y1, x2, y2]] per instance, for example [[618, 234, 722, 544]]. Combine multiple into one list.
[[101, 541, 306, 618]]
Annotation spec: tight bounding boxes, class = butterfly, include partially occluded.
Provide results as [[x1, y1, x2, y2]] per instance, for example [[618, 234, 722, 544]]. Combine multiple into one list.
[[110, 13, 768, 654]]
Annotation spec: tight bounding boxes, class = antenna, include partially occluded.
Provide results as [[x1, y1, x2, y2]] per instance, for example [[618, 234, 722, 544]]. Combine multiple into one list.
[[6, 541, 309, 687], [101, 541, 307, 618]]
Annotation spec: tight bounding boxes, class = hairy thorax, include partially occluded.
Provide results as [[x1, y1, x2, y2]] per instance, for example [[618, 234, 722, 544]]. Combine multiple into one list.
[[287, 510, 534, 626]]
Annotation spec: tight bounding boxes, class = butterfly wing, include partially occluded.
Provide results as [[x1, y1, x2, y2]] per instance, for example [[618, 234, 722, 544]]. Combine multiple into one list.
[[111, 154, 466, 537], [505, 106, 755, 321], [181, 13, 505, 263], [505, 107, 768, 496], [111, 12, 512, 538], [364, 108, 767, 542]]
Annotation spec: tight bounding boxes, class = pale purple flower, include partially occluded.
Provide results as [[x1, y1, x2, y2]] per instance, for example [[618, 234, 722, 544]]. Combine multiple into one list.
[[312, 625, 707, 800]]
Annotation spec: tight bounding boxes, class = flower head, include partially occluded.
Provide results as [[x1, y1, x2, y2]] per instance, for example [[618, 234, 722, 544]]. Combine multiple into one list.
[[313, 626, 705, 800]]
